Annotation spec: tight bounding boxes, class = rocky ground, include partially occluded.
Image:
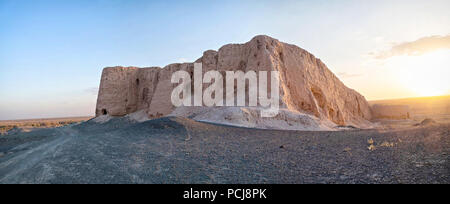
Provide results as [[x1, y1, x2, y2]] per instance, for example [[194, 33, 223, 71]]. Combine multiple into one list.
[[0, 117, 448, 184]]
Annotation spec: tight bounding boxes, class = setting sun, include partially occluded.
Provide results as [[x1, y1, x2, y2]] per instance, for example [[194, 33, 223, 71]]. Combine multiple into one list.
[[386, 50, 450, 97]]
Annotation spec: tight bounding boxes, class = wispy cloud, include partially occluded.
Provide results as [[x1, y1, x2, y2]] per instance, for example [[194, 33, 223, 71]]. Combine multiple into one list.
[[371, 35, 450, 59], [337, 72, 363, 78]]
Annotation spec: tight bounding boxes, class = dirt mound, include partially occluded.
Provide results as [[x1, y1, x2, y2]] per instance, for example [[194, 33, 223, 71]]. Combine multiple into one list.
[[414, 118, 437, 126]]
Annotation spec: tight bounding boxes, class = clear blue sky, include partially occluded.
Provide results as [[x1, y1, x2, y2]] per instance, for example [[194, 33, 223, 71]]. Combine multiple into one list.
[[1, 0, 449, 120]]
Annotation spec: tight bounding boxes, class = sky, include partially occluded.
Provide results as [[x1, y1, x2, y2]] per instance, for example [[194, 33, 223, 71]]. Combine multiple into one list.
[[1, 0, 449, 120]]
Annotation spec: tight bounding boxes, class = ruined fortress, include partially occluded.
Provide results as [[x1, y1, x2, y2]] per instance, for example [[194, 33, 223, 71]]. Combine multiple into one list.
[[95, 35, 409, 127]]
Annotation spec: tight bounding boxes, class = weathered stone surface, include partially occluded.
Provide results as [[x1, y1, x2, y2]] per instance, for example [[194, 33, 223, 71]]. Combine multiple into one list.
[[147, 63, 194, 118], [96, 66, 139, 116], [96, 35, 373, 127]]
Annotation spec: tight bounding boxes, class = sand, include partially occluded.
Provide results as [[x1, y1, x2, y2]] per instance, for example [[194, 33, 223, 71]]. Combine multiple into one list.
[[170, 106, 337, 131]]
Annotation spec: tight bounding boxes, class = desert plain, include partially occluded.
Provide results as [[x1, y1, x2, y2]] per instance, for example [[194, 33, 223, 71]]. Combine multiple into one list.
[[0, 95, 448, 184]]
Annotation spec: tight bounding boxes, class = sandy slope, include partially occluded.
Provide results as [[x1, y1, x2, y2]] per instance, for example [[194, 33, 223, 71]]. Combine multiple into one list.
[[169, 107, 339, 131], [0, 117, 448, 184]]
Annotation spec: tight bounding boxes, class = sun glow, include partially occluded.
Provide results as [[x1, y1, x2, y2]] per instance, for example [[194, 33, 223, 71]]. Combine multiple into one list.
[[386, 50, 450, 97]]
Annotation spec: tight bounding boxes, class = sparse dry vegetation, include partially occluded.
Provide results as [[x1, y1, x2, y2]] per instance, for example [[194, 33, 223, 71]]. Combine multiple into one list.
[[0, 117, 92, 135]]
